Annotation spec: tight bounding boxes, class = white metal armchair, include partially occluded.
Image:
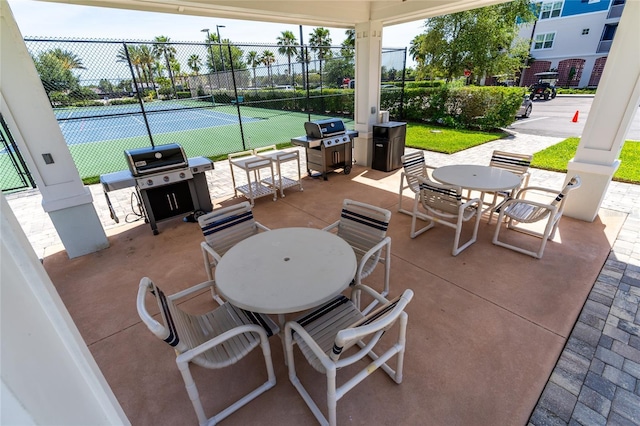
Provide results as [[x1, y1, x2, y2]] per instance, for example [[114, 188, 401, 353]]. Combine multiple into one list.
[[492, 176, 581, 259], [323, 199, 392, 313], [411, 176, 482, 256], [285, 284, 414, 426], [487, 150, 533, 223], [398, 150, 436, 215], [136, 277, 279, 426], [199, 201, 270, 304]]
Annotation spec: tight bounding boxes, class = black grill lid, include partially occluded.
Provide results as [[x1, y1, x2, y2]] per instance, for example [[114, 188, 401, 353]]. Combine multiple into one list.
[[304, 118, 346, 139], [125, 143, 188, 176]]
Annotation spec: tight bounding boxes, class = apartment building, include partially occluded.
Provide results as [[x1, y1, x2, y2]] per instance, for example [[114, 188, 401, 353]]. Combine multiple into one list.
[[519, 0, 626, 88]]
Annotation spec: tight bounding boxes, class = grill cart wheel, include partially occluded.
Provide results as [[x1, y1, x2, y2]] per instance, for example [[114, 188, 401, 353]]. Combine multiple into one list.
[[344, 166, 352, 175]]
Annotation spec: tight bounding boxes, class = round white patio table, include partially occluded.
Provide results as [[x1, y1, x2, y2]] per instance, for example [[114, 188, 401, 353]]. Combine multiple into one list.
[[432, 164, 521, 192], [215, 227, 357, 316]]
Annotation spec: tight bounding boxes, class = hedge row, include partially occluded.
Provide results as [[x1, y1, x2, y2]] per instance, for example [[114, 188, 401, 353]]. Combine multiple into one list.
[[210, 86, 525, 130]]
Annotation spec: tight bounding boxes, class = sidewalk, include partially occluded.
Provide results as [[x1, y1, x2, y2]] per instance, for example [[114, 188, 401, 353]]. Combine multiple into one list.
[[5, 132, 640, 425]]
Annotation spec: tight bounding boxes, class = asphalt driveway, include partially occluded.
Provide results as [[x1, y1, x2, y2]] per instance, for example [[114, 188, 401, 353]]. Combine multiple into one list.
[[507, 95, 640, 140]]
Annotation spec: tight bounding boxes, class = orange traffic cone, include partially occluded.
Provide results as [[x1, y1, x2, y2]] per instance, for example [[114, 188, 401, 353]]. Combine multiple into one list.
[[572, 111, 579, 122]]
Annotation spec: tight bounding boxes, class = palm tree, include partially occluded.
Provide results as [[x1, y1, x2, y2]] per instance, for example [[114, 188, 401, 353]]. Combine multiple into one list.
[[137, 45, 157, 95], [152, 35, 177, 97], [260, 50, 276, 87], [50, 48, 86, 70], [308, 27, 332, 88], [246, 50, 260, 88], [277, 30, 298, 85], [116, 45, 145, 92], [187, 54, 202, 74], [341, 29, 355, 59]]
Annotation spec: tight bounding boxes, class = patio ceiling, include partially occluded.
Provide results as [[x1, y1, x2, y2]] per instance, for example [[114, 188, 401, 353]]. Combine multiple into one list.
[[38, 0, 509, 27]]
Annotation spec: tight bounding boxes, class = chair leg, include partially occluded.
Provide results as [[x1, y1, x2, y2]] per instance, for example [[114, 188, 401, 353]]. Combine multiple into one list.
[[285, 333, 329, 425], [451, 208, 481, 256], [492, 212, 549, 259], [176, 361, 209, 426], [326, 367, 338, 426]]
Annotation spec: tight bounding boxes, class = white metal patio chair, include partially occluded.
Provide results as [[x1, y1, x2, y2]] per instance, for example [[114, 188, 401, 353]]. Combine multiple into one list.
[[254, 145, 304, 198], [492, 176, 581, 259], [199, 201, 270, 304], [284, 284, 414, 426], [136, 277, 279, 426], [323, 199, 392, 314], [410, 176, 482, 256], [398, 151, 436, 215], [487, 150, 533, 223]]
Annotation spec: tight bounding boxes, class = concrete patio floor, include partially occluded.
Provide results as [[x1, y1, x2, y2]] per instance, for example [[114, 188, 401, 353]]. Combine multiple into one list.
[[6, 132, 640, 425]]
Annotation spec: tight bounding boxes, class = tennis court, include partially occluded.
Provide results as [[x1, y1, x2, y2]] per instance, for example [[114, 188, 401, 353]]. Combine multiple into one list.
[[56, 103, 259, 146]]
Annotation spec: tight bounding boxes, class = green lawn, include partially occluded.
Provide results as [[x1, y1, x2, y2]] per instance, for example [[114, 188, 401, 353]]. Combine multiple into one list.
[[405, 122, 640, 184], [405, 123, 507, 154], [532, 137, 640, 184]]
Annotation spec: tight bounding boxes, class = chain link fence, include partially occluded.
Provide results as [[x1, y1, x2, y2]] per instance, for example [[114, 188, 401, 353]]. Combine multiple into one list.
[[8, 37, 405, 185]]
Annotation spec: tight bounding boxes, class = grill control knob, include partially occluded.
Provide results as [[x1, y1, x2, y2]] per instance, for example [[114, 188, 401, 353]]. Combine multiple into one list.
[[163, 176, 170, 182], [179, 172, 186, 179], [147, 179, 153, 186], [343, 137, 348, 142]]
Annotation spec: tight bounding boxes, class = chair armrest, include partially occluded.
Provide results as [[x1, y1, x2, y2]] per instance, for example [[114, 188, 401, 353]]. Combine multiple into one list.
[[175, 323, 268, 364], [200, 241, 222, 265], [285, 320, 333, 368], [356, 236, 391, 278], [322, 220, 340, 232], [167, 280, 216, 301], [514, 185, 558, 199], [351, 284, 390, 306], [256, 221, 271, 232], [137, 278, 167, 339], [461, 197, 482, 209]]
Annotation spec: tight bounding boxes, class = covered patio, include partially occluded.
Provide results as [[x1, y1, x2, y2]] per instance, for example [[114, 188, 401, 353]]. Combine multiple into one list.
[[36, 141, 627, 424], [2, 0, 640, 424]]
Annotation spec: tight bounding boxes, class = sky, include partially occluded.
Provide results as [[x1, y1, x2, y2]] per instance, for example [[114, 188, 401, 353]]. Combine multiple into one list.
[[7, 0, 426, 52]]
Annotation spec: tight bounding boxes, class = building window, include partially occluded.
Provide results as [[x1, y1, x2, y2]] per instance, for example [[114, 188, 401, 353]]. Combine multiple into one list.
[[602, 23, 617, 41], [582, 28, 590, 35], [540, 1, 563, 19], [533, 32, 556, 50]]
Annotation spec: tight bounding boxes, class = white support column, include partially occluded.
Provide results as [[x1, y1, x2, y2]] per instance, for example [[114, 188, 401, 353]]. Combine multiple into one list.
[[564, 0, 640, 221], [1, 0, 108, 257], [352, 21, 383, 167], [1, 194, 129, 425]]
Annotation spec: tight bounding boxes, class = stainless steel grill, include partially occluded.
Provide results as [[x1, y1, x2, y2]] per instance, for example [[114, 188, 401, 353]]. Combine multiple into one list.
[[123, 144, 213, 235], [291, 118, 358, 180]]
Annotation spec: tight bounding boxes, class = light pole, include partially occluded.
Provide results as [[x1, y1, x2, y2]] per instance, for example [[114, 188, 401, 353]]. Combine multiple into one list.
[[216, 25, 226, 72], [201, 28, 220, 92]]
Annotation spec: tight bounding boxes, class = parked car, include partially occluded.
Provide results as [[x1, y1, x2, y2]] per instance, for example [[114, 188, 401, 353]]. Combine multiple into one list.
[[518, 94, 533, 118], [529, 72, 558, 101]]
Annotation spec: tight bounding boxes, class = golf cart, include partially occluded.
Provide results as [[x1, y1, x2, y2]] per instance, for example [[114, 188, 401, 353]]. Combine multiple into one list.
[[529, 71, 558, 100]]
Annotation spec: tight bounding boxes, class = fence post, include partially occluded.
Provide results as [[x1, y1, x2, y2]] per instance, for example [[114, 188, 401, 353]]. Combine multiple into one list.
[[228, 43, 246, 151], [123, 42, 155, 148]]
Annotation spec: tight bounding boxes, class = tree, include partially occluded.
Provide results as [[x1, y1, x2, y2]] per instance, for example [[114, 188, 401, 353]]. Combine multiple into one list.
[[34, 50, 81, 94], [116, 45, 143, 90], [409, 0, 535, 83], [152, 35, 177, 97], [187, 54, 202, 74], [204, 32, 246, 74], [260, 50, 276, 87], [308, 27, 332, 88], [246, 50, 260, 88], [277, 30, 298, 85], [341, 29, 355, 60], [49, 48, 86, 71]]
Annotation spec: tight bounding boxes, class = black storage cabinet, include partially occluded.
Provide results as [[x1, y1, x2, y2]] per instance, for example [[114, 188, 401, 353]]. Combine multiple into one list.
[[372, 122, 407, 172]]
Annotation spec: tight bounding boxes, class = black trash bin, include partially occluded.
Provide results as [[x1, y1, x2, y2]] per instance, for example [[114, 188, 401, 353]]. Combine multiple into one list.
[[372, 121, 407, 172]]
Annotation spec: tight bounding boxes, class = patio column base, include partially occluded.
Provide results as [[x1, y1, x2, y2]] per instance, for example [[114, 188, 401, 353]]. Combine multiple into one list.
[[563, 158, 620, 222]]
